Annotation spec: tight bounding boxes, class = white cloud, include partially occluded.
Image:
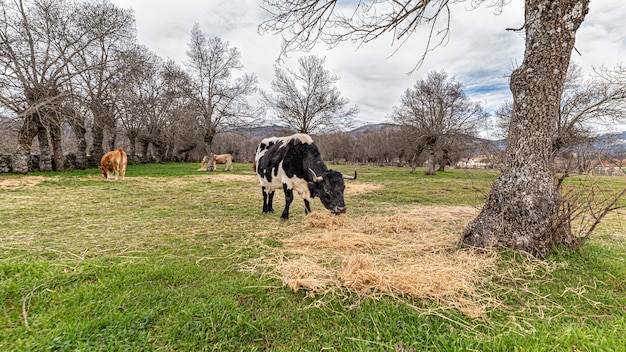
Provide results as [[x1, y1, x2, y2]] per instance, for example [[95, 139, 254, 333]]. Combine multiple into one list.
[[110, 0, 626, 129]]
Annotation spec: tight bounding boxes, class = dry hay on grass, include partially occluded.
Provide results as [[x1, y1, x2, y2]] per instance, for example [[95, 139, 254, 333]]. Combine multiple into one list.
[[207, 174, 256, 183], [344, 182, 383, 196], [0, 176, 51, 189], [247, 206, 500, 317]]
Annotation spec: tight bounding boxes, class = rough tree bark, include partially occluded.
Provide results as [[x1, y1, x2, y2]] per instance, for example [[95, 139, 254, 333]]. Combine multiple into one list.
[[202, 124, 216, 172], [36, 123, 52, 172], [462, 0, 589, 258], [425, 145, 436, 175], [13, 114, 42, 174], [68, 111, 88, 169], [47, 115, 64, 171], [89, 99, 115, 166]]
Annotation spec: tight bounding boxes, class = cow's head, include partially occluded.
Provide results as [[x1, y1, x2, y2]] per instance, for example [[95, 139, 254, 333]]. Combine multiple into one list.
[[98, 166, 108, 179], [308, 169, 356, 215]]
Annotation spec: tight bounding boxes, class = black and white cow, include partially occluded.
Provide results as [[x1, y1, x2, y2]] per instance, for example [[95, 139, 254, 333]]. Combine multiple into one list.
[[254, 133, 356, 221]]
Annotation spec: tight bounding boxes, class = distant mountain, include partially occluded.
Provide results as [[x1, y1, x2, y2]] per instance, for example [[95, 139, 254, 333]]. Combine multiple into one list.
[[347, 123, 399, 137], [228, 123, 400, 139], [593, 131, 626, 151], [227, 124, 626, 153]]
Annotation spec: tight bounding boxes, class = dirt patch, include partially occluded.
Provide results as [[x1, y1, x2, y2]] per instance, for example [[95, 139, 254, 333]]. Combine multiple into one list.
[[246, 205, 500, 317], [0, 176, 51, 189], [206, 173, 257, 183]]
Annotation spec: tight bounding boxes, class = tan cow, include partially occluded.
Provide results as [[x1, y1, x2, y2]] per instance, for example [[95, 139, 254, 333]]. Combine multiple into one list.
[[213, 153, 233, 171], [99, 148, 127, 181], [197, 155, 210, 171]]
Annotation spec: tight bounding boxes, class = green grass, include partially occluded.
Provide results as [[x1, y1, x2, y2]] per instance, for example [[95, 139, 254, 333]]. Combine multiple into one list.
[[1, 163, 625, 351]]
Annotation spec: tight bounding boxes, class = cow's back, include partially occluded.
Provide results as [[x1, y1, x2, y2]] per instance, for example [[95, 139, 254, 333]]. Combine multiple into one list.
[[255, 134, 324, 192], [118, 148, 127, 167]]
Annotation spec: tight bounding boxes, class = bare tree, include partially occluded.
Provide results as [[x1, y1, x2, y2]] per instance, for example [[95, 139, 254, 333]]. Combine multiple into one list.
[[315, 132, 355, 164], [390, 71, 485, 175], [185, 23, 258, 171], [556, 63, 626, 151], [114, 47, 195, 163], [72, 0, 135, 167], [496, 63, 626, 172], [0, 0, 134, 173], [260, 0, 596, 258], [261, 55, 358, 134]]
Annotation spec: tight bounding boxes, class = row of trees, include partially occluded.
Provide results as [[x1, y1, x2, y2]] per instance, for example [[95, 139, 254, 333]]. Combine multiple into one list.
[[0, 0, 360, 173], [4, 1, 622, 176]]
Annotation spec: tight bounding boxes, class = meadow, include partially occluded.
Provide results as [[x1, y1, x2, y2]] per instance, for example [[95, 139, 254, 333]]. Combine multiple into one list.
[[1, 162, 625, 351]]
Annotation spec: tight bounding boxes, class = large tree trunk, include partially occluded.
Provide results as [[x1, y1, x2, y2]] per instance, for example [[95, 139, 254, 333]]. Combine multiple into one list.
[[437, 147, 450, 172], [69, 117, 88, 169], [48, 117, 64, 171], [203, 127, 215, 171], [13, 114, 43, 174], [89, 100, 110, 167], [140, 139, 150, 163], [127, 131, 138, 162], [425, 144, 436, 175], [37, 124, 53, 172], [90, 119, 105, 167], [410, 151, 418, 173], [462, 0, 589, 258], [107, 127, 117, 152]]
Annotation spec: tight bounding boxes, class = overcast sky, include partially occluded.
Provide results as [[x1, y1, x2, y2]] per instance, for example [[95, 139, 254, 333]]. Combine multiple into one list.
[[109, 0, 626, 135]]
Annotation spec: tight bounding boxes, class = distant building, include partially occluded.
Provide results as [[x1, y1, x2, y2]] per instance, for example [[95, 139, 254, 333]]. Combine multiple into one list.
[[455, 155, 499, 169]]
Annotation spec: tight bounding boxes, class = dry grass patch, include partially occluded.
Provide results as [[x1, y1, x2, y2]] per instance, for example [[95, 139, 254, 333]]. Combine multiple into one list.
[[0, 175, 51, 189], [207, 173, 257, 183], [246, 206, 500, 317], [344, 181, 383, 196]]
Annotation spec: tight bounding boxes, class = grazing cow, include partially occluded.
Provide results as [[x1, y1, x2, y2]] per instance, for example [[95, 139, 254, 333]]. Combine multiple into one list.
[[254, 133, 356, 221], [213, 153, 233, 171], [99, 148, 127, 181], [197, 155, 210, 171]]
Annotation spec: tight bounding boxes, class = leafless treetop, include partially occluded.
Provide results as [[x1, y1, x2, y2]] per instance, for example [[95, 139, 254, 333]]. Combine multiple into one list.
[[259, 0, 510, 71]]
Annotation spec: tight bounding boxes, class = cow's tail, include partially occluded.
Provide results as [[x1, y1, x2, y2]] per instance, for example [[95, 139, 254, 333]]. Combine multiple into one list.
[[252, 158, 257, 173]]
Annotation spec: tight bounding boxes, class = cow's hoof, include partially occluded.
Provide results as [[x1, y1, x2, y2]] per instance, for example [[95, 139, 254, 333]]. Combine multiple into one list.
[[280, 217, 288, 222]]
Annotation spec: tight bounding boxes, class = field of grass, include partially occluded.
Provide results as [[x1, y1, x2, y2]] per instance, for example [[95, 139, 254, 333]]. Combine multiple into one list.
[[1, 162, 625, 351]]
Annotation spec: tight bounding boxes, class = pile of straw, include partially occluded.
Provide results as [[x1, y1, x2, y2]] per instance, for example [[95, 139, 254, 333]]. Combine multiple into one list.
[[247, 206, 500, 317]]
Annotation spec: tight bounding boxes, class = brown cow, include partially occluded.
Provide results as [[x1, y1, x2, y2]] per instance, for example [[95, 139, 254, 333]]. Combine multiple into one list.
[[213, 153, 233, 171], [99, 148, 127, 181]]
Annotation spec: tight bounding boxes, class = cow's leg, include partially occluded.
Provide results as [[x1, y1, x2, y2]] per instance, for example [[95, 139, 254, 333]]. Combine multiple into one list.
[[262, 187, 274, 214], [281, 183, 293, 221], [267, 190, 274, 213], [304, 199, 311, 214]]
